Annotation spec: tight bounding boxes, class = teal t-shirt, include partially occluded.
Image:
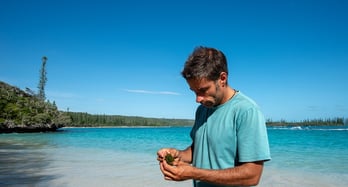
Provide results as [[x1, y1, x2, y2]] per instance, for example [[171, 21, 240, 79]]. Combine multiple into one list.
[[190, 91, 271, 187]]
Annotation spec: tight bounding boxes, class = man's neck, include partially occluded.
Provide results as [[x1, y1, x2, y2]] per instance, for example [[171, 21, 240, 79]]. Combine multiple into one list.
[[221, 86, 236, 104]]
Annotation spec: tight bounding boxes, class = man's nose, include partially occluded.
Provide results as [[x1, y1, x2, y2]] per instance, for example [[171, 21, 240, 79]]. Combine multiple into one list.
[[196, 95, 204, 103]]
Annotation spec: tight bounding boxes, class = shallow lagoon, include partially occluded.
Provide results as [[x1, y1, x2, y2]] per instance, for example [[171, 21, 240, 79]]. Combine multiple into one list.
[[1, 126, 347, 186]]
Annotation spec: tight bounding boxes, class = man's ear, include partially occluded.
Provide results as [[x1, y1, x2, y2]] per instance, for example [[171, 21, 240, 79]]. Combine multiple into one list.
[[220, 72, 227, 87]]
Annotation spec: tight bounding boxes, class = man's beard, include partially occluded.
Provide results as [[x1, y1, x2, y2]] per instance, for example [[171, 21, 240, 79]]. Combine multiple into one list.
[[202, 82, 221, 108]]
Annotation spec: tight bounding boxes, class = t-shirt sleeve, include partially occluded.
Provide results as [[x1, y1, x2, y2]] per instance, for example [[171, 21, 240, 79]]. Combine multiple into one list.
[[236, 107, 271, 162]]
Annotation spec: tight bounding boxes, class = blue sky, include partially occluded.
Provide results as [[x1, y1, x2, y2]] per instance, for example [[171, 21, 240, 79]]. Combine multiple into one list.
[[1, 0, 347, 121]]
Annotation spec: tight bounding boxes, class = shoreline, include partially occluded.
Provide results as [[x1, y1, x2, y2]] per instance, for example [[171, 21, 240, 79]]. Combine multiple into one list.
[[62, 124, 346, 128], [60, 125, 192, 129]]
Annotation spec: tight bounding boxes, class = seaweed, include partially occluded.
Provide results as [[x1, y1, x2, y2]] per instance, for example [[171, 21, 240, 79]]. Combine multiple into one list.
[[165, 153, 174, 166]]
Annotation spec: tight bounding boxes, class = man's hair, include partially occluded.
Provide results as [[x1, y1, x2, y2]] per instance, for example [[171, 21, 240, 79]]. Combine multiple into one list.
[[181, 46, 228, 81]]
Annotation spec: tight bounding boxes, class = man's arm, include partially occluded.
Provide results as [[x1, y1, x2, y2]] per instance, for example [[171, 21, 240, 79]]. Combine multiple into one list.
[[161, 160, 265, 186], [192, 161, 264, 186], [177, 144, 193, 163]]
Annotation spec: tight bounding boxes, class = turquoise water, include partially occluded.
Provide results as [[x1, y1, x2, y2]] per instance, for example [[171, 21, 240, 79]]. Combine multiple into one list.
[[1, 126, 348, 186], [267, 126, 348, 174]]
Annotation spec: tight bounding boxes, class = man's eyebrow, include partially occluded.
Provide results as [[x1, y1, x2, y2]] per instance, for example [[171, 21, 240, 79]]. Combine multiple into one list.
[[197, 86, 210, 93], [198, 87, 207, 91], [189, 83, 210, 93]]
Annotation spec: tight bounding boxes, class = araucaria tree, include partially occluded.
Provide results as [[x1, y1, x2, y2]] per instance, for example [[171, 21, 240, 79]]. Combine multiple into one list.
[[37, 56, 48, 101]]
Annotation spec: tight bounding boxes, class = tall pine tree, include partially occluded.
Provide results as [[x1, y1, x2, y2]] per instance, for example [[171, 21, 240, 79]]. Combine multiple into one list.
[[37, 56, 47, 100]]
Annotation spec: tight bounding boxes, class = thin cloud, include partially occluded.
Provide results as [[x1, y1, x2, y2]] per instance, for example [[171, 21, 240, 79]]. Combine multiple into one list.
[[123, 89, 181, 95]]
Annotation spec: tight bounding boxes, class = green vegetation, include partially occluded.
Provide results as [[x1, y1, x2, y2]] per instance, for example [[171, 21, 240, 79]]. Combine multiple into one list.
[[0, 81, 71, 133], [64, 112, 344, 127], [266, 118, 345, 126], [65, 112, 194, 127]]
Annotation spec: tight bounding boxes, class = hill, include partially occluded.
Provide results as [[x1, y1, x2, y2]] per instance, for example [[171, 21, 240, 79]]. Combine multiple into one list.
[[0, 81, 71, 133]]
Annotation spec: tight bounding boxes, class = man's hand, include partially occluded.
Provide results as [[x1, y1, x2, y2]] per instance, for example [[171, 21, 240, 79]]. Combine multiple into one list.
[[157, 148, 179, 163], [159, 156, 193, 181]]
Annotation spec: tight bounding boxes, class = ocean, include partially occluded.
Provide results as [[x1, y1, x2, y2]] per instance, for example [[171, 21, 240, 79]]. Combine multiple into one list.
[[0, 126, 347, 187]]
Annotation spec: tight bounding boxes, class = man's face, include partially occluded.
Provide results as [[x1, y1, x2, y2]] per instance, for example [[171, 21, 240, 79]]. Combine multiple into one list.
[[187, 78, 224, 108]]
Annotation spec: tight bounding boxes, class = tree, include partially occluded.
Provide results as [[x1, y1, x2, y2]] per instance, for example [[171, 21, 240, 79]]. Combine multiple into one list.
[[37, 56, 47, 100]]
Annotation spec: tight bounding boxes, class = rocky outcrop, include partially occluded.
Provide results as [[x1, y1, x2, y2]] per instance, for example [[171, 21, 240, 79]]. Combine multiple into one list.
[[0, 121, 62, 133]]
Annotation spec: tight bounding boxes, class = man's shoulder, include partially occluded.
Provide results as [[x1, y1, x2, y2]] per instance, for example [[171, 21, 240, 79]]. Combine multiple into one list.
[[233, 92, 259, 108]]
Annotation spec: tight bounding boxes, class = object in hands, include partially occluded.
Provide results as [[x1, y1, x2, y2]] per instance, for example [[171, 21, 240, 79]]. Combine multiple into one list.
[[165, 153, 174, 165]]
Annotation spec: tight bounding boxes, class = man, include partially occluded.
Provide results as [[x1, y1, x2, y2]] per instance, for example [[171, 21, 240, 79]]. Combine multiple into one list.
[[157, 46, 271, 187]]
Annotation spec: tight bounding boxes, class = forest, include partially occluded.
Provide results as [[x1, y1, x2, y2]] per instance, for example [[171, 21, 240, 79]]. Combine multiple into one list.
[[64, 112, 345, 127], [65, 112, 194, 127]]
